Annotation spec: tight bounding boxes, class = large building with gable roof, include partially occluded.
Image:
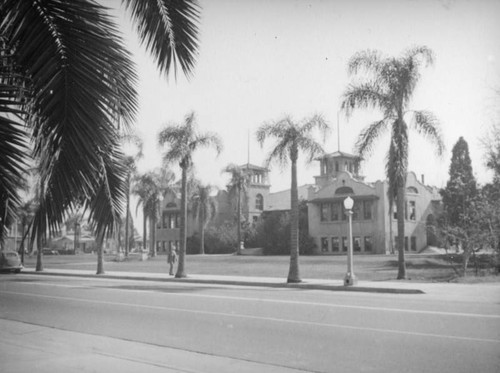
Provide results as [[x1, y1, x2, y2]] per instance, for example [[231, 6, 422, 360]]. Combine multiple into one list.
[[155, 153, 441, 255], [306, 151, 441, 254]]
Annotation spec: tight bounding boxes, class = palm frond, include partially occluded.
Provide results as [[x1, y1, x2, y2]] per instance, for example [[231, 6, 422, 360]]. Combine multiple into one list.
[[341, 83, 390, 117], [299, 113, 330, 142], [354, 119, 389, 160], [123, 0, 200, 78], [296, 136, 326, 163], [190, 132, 223, 155], [410, 110, 445, 156], [86, 151, 128, 238], [347, 49, 384, 76], [2, 0, 138, 238], [404, 45, 434, 68], [158, 112, 222, 167], [264, 139, 290, 169]]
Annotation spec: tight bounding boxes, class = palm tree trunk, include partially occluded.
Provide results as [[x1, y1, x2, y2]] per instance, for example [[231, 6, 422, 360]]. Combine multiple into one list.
[[396, 186, 407, 279], [199, 210, 205, 255], [117, 222, 122, 254], [176, 164, 188, 278], [19, 224, 25, 264], [96, 228, 105, 275], [35, 230, 43, 272], [73, 222, 79, 254], [125, 173, 131, 257], [287, 156, 301, 283], [237, 186, 242, 254], [142, 207, 147, 253], [150, 214, 156, 257]]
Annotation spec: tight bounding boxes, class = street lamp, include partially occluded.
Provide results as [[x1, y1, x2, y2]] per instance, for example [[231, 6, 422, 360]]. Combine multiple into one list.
[[343, 196, 357, 286]]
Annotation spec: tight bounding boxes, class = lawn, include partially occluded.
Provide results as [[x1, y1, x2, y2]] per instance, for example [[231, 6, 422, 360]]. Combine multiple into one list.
[[21, 253, 499, 283]]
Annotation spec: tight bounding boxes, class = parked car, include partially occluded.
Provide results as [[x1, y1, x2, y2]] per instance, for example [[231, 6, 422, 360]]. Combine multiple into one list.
[[0, 251, 23, 273]]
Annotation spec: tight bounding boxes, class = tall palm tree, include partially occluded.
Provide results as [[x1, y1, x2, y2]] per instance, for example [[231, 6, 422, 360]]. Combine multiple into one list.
[[132, 171, 159, 255], [16, 200, 36, 264], [122, 133, 144, 257], [222, 164, 249, 254], [191, 183, 218, 255], [257, 114, 329, 283], [0, 0, 200, 256], [341, 46, 444, 279], [133, 168, 176, 256], [158, 112, 223, 278]]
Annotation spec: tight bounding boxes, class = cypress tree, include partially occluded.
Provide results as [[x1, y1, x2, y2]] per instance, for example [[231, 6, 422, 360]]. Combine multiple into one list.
[[441, 137, 477, 227]]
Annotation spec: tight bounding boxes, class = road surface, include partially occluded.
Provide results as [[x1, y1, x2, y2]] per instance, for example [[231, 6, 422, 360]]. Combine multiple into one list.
[[1, 274, 499, 372]]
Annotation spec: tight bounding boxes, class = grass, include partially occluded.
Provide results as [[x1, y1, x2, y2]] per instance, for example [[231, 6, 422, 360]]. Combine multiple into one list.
[[21, 253, 500, 283]]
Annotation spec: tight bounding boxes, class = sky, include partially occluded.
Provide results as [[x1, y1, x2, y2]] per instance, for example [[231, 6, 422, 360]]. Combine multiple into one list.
[[109, 0, 500, 194]]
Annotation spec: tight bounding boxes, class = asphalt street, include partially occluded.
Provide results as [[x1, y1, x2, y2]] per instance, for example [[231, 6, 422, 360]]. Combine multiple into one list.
[[1, 274, 499, 372]]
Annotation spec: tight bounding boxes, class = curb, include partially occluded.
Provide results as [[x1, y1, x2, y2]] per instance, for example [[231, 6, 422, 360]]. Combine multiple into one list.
[[21, 270, 425, 294]]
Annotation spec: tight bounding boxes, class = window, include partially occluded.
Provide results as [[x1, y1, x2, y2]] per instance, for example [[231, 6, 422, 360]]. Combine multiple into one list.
[[352, 202, 360, 220], [335, 186, 354, 195], [255, 194, 264, 210], [363, 200, 372, 220], [330, 202, 341, 221], [393, 205, 398, 220], [364, 236, 373, 252], [320, 203, 329, 221], [331, 237, 340, 252], [342, 237, 348, 252], [353, 237, 362, 252], [164, 213, 180, 229], [407, 186, 418, 194], [405, 236, 409, 251], [411, 236, 417, 251], [321, 237, 329, 252], [409, 201, 416, 220], [335, 161, 339, 172]]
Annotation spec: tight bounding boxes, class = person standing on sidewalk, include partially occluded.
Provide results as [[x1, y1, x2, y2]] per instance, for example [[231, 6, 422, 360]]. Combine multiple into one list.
[[167, 247, 178, 276]]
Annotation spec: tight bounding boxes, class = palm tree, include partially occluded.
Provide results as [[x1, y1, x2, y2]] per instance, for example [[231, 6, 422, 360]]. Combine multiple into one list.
[[16, 200, 36, 264], [222, 164, 249, 254], [65, 211, 83, 254], [132, 171, 160, 255], [158, 112, 223, 278], [122, 133, 144, 257], [133, 168, 176, 256], [341, 46, 444, 279], [0, 0, 200, 258], [191, 184, 218, 255], [257, 114, 329, 283]]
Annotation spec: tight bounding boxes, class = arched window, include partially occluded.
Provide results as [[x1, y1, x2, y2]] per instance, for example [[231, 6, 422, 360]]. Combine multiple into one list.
[[335, 186, 354, 195], [407, 187, 418, 194], [166, 202, 177, 208], [255, 194, 264, 210]]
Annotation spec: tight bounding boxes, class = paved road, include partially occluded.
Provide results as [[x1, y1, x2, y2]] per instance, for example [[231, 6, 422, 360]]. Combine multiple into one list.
[[1, 274, 499, 372]]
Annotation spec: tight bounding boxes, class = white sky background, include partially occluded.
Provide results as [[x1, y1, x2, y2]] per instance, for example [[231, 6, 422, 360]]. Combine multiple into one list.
[[110, 0, 500, 194]]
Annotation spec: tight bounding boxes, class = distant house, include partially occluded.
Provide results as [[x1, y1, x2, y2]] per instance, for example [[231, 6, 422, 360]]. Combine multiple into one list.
[[50, 234, 96, 253]]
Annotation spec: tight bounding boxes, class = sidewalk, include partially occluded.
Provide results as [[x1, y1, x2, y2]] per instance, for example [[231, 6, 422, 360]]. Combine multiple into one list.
[[0, 319, 308, 373], [21, 267, 426, 294], [20, 267, 500, 302]]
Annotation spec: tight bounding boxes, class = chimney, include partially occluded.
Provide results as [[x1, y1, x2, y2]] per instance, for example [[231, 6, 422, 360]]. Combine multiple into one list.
[[421, 174, 425, 184]]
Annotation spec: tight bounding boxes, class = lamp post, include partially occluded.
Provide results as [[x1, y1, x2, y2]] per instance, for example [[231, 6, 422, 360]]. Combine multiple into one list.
[[343, 196, 357, 286]]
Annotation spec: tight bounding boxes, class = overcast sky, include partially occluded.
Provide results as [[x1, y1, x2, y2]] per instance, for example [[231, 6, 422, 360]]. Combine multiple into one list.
[[110, 0, 500, 193]]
